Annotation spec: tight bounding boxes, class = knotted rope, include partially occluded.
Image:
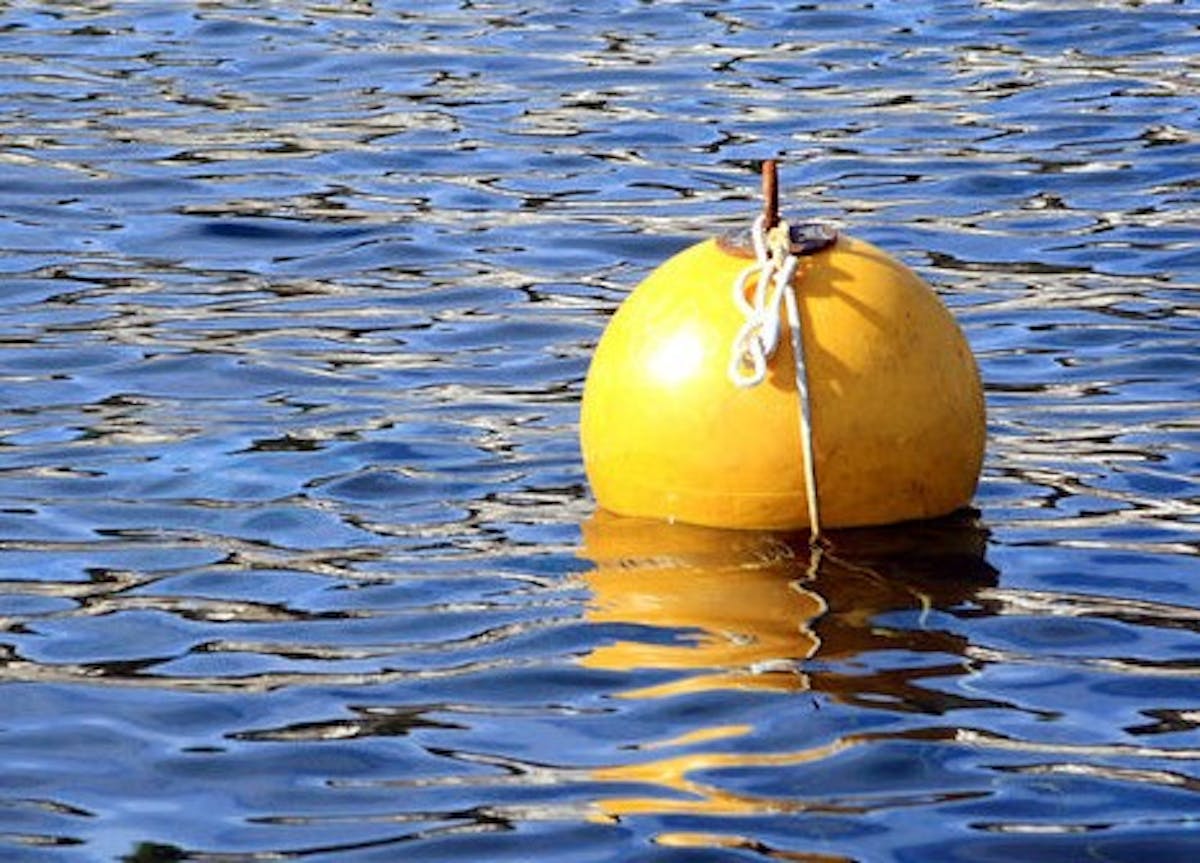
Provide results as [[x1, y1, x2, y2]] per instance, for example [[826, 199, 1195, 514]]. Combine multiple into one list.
[[727, 214, 823, 542]]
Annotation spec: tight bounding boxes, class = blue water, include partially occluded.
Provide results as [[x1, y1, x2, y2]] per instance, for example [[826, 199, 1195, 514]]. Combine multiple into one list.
[[1, 2, 1198, 861]]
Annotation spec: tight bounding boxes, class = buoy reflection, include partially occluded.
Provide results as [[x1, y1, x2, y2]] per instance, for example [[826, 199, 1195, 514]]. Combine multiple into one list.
[[577, 509, 998, 825], [581, 510, 824, 698]]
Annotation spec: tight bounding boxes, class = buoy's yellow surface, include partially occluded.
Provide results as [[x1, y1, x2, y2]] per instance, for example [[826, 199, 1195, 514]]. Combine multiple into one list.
[[580, 232, 985, 531]]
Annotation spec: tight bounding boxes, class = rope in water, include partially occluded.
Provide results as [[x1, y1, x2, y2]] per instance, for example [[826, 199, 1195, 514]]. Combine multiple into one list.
[[727, 212, 824, 543]]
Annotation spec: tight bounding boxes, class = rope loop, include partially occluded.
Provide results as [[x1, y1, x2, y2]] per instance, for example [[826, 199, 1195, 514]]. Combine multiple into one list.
[[728, 215, 800, 388]]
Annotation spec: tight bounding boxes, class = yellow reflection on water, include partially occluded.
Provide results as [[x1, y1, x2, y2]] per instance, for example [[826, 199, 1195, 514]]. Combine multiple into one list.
[[576, 508, 997, 835], [581, 511, 824, 698], [591, 737, 854, 817]]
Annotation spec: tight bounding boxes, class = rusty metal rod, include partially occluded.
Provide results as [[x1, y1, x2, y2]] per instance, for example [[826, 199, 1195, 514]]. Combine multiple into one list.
[[762, 159, 779, 230]]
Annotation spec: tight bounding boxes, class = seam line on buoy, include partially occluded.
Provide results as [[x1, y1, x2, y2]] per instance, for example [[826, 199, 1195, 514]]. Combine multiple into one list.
[[727, 214, 823, 543]]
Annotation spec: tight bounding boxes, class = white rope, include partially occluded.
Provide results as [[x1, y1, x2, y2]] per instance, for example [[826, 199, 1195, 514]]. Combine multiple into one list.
[[727, 215, 823, 542], [728, 215, 796, 388]]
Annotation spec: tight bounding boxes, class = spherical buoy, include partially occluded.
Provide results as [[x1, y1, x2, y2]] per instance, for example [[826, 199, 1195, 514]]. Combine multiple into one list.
[[580, 162, 985, 532]]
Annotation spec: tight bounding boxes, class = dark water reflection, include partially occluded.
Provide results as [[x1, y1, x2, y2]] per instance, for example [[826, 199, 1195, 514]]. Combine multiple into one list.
[[1, 1, 1199, 861]]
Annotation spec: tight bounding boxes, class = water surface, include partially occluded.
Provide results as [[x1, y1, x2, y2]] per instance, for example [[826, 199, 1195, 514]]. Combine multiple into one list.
[[1, 2, 1198, 861]]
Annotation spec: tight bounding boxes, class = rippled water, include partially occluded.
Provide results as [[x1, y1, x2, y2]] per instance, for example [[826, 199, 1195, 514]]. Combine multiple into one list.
[[1, 1, 1198, 861]]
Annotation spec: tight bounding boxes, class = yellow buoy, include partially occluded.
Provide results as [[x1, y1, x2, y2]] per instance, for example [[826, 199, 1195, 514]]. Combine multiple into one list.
[[580, 162, 985, 531]]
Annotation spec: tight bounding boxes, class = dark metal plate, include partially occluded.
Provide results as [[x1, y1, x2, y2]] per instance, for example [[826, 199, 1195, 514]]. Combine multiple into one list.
[[717, 221, 839, 259]]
